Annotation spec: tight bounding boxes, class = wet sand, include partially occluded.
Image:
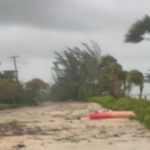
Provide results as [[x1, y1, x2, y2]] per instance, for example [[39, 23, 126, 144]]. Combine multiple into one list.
[[0, 102, 150, 150]]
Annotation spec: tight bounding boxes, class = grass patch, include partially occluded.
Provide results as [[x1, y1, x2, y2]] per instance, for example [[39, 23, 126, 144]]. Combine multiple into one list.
[[89, 96, 150, 129]]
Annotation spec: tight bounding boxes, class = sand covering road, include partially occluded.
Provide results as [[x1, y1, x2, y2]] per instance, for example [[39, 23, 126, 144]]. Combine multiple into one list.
[[0, 102, 150, 150]]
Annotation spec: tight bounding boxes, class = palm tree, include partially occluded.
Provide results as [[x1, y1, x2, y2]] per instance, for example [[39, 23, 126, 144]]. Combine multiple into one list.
[[125, 15, 150, 43], [127, 70, 144, 98], [119, 70, 129, 96], [100, 55, 123, 98]]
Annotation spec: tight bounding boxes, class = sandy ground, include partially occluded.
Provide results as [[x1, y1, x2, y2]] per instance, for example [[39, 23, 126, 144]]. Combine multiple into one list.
[[0, 102, 150, 150]]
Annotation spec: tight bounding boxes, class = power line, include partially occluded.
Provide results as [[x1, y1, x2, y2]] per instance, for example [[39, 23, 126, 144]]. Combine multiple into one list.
[[10, 55, 19, 83]]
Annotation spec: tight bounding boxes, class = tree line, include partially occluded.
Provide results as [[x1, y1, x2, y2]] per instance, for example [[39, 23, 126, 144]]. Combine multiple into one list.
[[0, 71, 49, 107], [50, 14, 150, 101], [0, 42, 145, 105], [50, 42, 144, 101]]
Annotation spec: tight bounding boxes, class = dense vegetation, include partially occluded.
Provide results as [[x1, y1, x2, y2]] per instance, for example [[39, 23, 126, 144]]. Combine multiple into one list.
[[50, 42, 144, 100], [0, 42, 146, 112], [90, 96, 150, 129], [0, 71, 49, 109]]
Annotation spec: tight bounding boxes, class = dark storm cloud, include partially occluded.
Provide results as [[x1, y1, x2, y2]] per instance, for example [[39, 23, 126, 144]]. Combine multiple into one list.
[[0, 0, 58, 27], [0, 0, 89, 30], [0, 0, 142, 31]]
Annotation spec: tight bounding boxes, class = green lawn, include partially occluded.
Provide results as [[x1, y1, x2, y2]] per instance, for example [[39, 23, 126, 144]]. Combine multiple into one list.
[[90, 96, 150, 129]]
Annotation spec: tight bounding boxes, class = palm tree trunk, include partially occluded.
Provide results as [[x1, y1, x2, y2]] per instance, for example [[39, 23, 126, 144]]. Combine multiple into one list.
[[139, 85, 143, 99]]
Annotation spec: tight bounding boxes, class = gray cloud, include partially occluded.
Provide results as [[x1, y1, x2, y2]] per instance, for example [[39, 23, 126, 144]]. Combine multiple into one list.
[[0, 0, 150, 82], [0, 0, 90, 30], [0, 0, 149, 31]]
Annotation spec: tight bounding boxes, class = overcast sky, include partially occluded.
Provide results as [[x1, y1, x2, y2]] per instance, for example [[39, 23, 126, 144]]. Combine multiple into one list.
[[0, 0, 150, 83]]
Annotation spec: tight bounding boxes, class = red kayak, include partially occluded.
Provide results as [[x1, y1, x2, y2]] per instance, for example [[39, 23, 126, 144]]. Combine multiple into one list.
[[89, 111, 135, 119]]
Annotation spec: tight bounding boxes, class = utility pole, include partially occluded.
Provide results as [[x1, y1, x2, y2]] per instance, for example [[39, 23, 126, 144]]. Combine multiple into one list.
[[10, 56, 19, 83]]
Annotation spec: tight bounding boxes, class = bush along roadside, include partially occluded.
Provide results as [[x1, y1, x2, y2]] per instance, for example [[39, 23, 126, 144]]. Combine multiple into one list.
[[89, 96, 150, 129]]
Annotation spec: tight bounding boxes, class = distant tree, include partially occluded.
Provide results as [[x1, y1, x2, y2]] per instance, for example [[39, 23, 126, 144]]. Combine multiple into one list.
[[26, 78, 49, 102], [127, 70, 144, 98], [119, 70, 129, 95], [0, 70, 16, 81], [26, 78, 48, 91], [0, 79, 27, 105], [50, 42, 126, 100], [51, 41, 145, 100], [125, 15, 150, 43], [99, 55, 123, 98], [51, 42, 101, 100]]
